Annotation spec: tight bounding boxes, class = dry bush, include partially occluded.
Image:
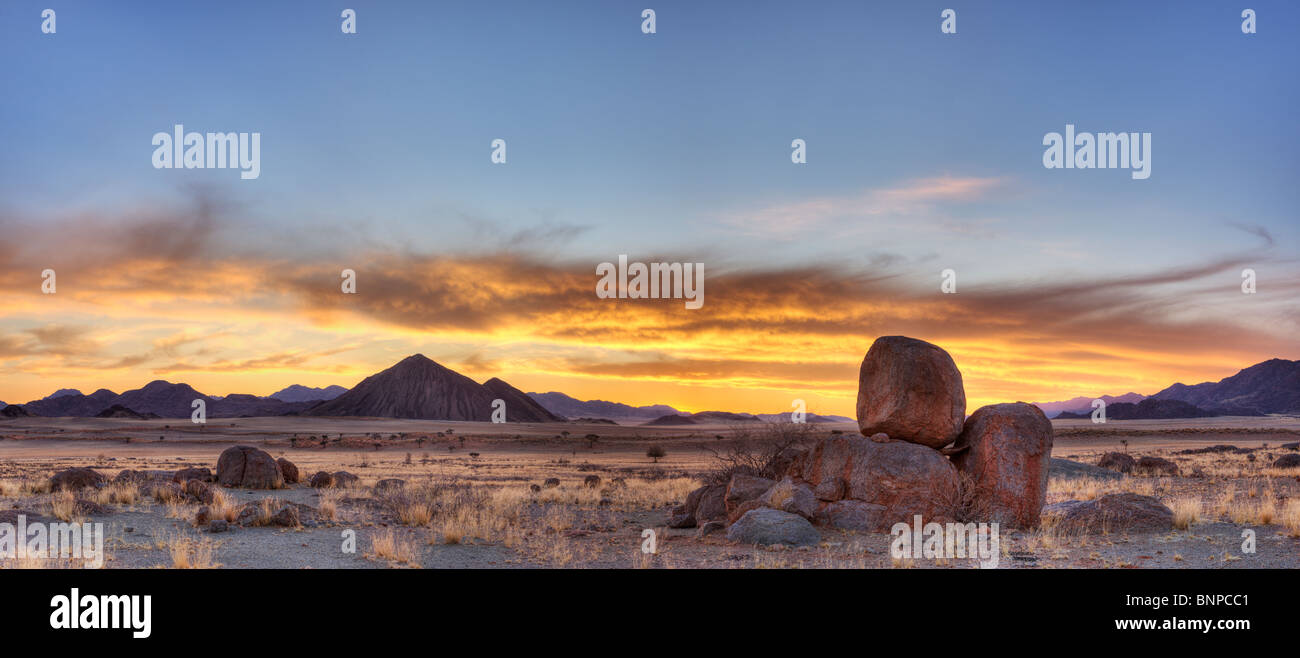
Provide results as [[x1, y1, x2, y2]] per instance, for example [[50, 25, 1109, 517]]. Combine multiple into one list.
[[50, 491, 84, 523], [89, 482, 140, 507], [0, 479, 20, 497], [1171, 497, 1201, 530], [369, 529, 419, 566], [317, 489, 340, 521], [703, 422, 815, 485], [166, 534, 218, 569]]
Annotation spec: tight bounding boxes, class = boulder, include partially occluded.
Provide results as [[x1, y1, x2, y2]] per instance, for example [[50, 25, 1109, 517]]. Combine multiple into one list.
[[49, 467, 106, 492], [332, 471, 360, 488], [0, 509, 51, 525], [216, 446, 284, 489], [1273, 454, 1300, 469], [195, 506, 211, 526], [694, 485, 728, 524], [173, 467, 213, 484], [208, 519, 229, 533], [543, 477, 561, 489], [1044, 493, 1174, 534], [583, 475, 602, 489], [309, 471, 335, 488], [726, 508, 820, 546], [790, 435, 959, 531], [184, 479, 215, 505], [855, 336, 965, 448], [725, 474, 776, 516], [276, 458, 300, 484], [1097, 452, 1136, 474], [1135, 456, 1179, 476], [1281, 442, 1299, 451], [375, 479, 407, 494], [696, 521, 726, 539], [115, 469, 171, 484], [727, 499, 769, 524], [815, 499, 887, 530], [758, 477, 818, 520], [951, 402, 1053, 528]]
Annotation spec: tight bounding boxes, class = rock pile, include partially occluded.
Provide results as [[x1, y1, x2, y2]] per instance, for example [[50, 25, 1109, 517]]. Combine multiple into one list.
[[672, 335, 1060, 543]]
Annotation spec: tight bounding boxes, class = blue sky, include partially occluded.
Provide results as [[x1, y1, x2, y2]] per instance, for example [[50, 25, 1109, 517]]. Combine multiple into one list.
[[0, 1, 1296, 411]]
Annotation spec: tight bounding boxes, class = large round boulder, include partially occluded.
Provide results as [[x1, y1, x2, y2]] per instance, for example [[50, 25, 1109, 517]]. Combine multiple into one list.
[[951, 402, 1053, 528], [276, 458, 299, 484], [856, 336, 965, 448], [216, 445, 284, 489], [726, 508, 820, 546], [790, 434, 959, 531], [1097, 452, 1136, 474]]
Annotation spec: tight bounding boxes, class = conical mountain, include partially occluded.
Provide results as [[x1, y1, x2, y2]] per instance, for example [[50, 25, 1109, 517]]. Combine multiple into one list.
[[306, 354, 499, 420], [483, 377, 564, 422]]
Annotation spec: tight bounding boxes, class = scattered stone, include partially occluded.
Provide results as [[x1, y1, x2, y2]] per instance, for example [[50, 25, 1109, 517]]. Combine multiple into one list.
[[49, 467, 106, 492], [694, 485, 728, 524], [1282, 442, 1299, 451], [375, 479, 407, 494], [0, 509, 51, 525], [216, 446, 284, 489], [528, 483, 541, 494], [1273, 454, 1300, 469], [332, 471, 360, 488], [543, 477, 561, 489], [309, 471, 335, 488], [856, 336, 966, 448], [184, 479, 215, 504], [195, 505, 211, 526], [696, 521, 725, 539], [72, 499, 110, 516], [1097, 452, 1136, 474], [726, 508, 820, 546], [952, 402, 1053, 528], [208, 519, 229, 533], [868, 432, 889, 443], [583, 475, 602, 489], [1044, 493, 1174, 534], [1135, 456, 1179, 476], [276, 458, 300, 484], [727, 499, 769, 524]]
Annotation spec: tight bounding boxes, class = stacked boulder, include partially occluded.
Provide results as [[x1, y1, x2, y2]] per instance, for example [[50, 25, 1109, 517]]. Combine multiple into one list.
[[674, 335, 1058, 544]]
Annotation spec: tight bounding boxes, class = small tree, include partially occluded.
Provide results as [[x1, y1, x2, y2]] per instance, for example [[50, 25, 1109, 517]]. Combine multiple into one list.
[[646, 444, 666, 464]]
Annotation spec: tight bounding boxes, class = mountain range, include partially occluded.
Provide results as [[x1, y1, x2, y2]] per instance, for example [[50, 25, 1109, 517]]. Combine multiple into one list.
[[3, 356, 1296, 423]]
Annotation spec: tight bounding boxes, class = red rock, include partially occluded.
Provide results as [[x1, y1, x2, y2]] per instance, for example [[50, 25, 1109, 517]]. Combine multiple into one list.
[[50, 467, 106, 492], [309, 471, 335, 488], [951, 402, 1054, 528], [1097, 452, 1136, 474], [724, 474, 776, 516], [1044, 493, 1174, 534], [216, 446, 284, 489], [856, 336, 966, 448], [276, 458, 300, 484], [790, 435, 959, 531], [1135, 456, 1179, 476]]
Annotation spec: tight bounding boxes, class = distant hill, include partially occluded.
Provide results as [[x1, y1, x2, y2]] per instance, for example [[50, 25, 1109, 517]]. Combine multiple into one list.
[[528, 392, 679, 422], [1032, 393, 1146, 418], [1152, 359, 1300, 415], [268, 384, 348, 403], [643, 414, 699, 426], [110, 381, 215, 418], [307, 354, 557, 422], [95, 404, 159, 419], [1, 404, 33, 418], [44, 388, 83, 400], [1056, 398, 1224, 420], [483, 378, 563, 423], [25, 389, 120, 417]]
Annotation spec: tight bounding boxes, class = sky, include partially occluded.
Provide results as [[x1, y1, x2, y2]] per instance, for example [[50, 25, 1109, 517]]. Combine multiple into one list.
[[0, 1, 1297, 415]]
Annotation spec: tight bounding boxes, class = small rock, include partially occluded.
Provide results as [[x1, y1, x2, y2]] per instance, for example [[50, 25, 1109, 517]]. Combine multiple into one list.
[[583, 475, 602, 489], [1273, 454, 1300, 469], [1135, 456, 1179, 476], [543, 477, 561, 489], [726, 508, 820, 546], [276, 458, 300, 484], [208, 520, 229, 533], [696, 521, 725, 538], [49, 467, 106, 492]]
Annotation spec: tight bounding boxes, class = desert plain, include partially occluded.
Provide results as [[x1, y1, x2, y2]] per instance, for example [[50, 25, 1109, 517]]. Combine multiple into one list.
[[1, 414, 1298, 569]]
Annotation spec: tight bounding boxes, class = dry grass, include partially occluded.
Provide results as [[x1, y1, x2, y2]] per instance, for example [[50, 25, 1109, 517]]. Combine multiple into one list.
[[50, 490, 84, 523], [88, 482, 140, 507], [208, 488, 240, 523], [317, 489, 340, 521], [165, 534, 218, 569], [1170, 497, 1201, 530], [368, 528, 419, 567]]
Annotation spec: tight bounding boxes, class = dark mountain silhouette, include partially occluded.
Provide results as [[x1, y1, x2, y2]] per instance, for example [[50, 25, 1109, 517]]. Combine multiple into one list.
[[307, 354, 504, 421], [95, 404, 159, 419], [44, 388, 83, 400], [1032, 392, 1147, 418], [482, 378, 563, 422], [207, 394, 316, 418], [643, 414, 699, 426], [1, 404, 33, 418], [25, 389, 120, 417], [110, 381, 214, 418], [268, 384, 348, 403], [1152, 359, 1300, 415], [1056, 398, 1220, 420], [528, 391, 680, 421]]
